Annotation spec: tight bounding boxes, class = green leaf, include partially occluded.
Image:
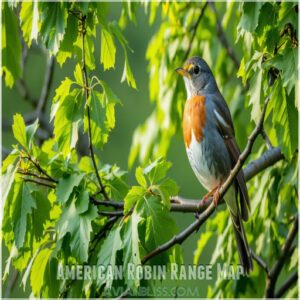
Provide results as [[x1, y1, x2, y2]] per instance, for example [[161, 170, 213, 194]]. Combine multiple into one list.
[[57, 14, 78, 66], [238, 2, 263, 33], [270, 46, 297, 94], [278, 2, 298, 30], [76, 189, 90, 214], [102, 164, 129, 200], [135, 167, 147, 188], [12, 113, 27, 148], [109, 21, 128, 47], [26, 119, 39, 150], [124, 186, 145, 214], [11, 182, 37, 248], [289, 248, 298, 270], [271, 80, 298, 158], [121, 50, 137, 89], [1, 164, 17, 205], [73, 63, 83, 86], [30, 247, 53, 296], [52, 77, 73, 103], [56, 172, 85, 203], [42, 258, 60, 298], [248, 68, 262, 122], [138, 196, 178, 264], [52, 88, 84, 156], [97, 225, 122, 289], [2, 149, 19, 173], [57, 198, 97, 263], [2, 3, 22, 88], [122, 209, 142, 290], [39, 2, 68, 54], [74, 33, 96, 71], [31, 189, 51, 240], [100, 80, 121, 106], [153, 178, 179, 209], [100, 28, 116, 70], [22, 247, 40, 290], [19, 1, 39, 47], [84, 86, 119, 148], [143, 158, 172, 185], [193, 232, 213, 264]]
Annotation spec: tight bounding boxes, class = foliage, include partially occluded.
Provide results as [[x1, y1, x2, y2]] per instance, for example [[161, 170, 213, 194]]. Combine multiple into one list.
[[1, 1, 298, 298]]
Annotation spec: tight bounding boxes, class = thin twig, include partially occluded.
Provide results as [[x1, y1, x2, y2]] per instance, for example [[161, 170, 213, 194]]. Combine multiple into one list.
[[184, 2, 208, 61], [17, 170, 54, 182], [37, 56, 55, 114], [261, 127, 273, 149], [115, 287, 130, 300], [209, 2, 240, 70], [89, 216, 120, 254], [250, 248, 269, 275], [15, 78, 38, 107], [274, 271, 298, 298], [80, 14, 109, 201], [98, 210, 124, 217], [89, 197, 124, 208], [23, 178, 55, 189], [4, 270, 19, 298], [265, 215, 298, 298], [24, 153, 58, 183]]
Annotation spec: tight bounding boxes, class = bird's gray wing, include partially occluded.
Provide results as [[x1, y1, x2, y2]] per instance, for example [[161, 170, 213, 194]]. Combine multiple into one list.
[[212, 94, 250, 221]]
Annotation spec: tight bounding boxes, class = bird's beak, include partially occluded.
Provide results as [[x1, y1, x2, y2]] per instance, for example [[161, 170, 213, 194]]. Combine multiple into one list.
[[176, 67, 190, 78]]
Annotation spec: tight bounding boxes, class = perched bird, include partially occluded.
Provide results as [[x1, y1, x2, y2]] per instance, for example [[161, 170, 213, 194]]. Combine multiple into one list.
[[176, 56, 253, 274]]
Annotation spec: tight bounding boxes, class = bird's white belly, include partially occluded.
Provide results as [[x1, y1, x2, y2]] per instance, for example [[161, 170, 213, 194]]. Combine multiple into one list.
[[186, 132, 220, 191]]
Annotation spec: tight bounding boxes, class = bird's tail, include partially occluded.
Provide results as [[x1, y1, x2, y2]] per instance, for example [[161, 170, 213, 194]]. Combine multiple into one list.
[[229, 210, 253, 275]]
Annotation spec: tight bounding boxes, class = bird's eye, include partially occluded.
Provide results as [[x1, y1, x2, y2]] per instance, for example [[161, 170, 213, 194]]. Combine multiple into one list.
[[193, 65, 200, 74]]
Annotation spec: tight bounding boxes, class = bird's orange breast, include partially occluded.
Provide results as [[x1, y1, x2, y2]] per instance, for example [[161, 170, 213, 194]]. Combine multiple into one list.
[[183, 95, 206, 148]]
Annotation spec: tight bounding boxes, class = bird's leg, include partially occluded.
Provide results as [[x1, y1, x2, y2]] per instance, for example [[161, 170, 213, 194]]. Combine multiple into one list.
[[195, 186, 218, 219], [213, 185, 222, 207], [201, 186, 217, 203]]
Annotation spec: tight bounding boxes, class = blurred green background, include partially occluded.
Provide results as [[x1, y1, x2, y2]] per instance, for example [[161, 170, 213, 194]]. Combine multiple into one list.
[[2, 4, 213, 297]]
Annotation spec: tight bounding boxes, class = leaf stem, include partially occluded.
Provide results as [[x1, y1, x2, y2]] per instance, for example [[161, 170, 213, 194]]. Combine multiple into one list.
[[80, 14, 109, 200]]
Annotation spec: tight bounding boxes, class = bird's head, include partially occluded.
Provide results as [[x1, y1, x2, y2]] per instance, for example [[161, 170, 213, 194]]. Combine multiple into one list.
[[176, 56, 216, 98]]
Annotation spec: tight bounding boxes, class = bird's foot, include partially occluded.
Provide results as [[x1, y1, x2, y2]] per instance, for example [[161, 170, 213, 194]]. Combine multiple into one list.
[[213, 185, 221, 207], [195, 187, 218, 219], [201, 187, 217, 203]]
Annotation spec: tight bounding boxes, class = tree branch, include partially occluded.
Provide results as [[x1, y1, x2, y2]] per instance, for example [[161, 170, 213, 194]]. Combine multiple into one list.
[[3, 54, 54, 143], [250, 248, 269, 275], [89, 216, 120, 255], [184, 2, 208, 61], [90, 146, 284, 214], [23, 178, 55, 189], [261, 127, 273, 150], [79, 14, 109, 201], [265, 215, 298, 298], [17, 170, 55, 183], [142, 201, 215, 264], [98, 210, 124, 217], [274, 271, 298, 298], [23, 153, 58, 183], [209, 2, 240, 70], [243, 147, 283, 181]]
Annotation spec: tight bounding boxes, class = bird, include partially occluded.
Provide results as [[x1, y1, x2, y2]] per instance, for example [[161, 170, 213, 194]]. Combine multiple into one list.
[[176, 56, 253, 274]]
